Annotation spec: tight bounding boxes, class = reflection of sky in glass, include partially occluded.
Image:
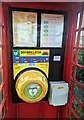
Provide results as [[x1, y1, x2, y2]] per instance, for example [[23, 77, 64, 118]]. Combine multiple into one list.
[[81, 11, 84, 28], [76, 13, 80, 29], [75, 31, 78, 47]]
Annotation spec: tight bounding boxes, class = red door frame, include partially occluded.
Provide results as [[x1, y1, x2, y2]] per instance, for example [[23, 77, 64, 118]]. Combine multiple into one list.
[[1, 2, 82, 118]]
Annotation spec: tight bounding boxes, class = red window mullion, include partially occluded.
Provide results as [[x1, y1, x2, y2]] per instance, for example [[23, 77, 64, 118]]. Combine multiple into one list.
[[73, 62, 84, 69], [76, 27, 84, 31], [71, 77, 84, 89], [73, 47, 84, 50], [76, 64, 84, 69], [71, 10, 83, 96], [70, 7, 84, 119], [70, 108, 80, 120]]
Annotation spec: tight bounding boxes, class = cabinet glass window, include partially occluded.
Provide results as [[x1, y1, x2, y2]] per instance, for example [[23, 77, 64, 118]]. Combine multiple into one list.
[[80, 30, 84, 47], [40, 14, 64, 48], [12, 11, 37, 47]]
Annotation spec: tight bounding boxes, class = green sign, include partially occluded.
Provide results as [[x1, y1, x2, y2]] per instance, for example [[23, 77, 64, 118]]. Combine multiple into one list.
[[24, 83, 42, 99], [13, 50, 20, 57]]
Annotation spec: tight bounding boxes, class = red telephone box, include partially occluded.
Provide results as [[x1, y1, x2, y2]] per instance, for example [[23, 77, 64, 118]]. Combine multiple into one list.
[[0, 2, 84, 119]]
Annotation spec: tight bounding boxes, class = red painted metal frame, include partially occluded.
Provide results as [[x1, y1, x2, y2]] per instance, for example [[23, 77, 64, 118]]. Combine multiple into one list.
[[1, 2, 83, 119], [70, 107, 80, 119], [73, 63, 84, 69], [0, 8, 6, 120], [68, 3, 84, 119], [71, 77, 84, 90]]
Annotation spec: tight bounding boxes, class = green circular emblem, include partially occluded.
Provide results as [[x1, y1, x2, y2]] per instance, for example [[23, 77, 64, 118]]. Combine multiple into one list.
[[24, 83, 42, 99]]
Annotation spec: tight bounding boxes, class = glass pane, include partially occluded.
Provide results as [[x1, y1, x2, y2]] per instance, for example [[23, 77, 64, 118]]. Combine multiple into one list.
[[76, 13, 80, 29], [76, 67, 84, 84], [40, 14, 64, 48], [0, 112, 2, 119], [74, 84, 84, 104], [2, 106, 5, 118], [74, 32, 78, 47], [0, 69, 2, 85], [78, 50, 84, 66], [0, 90, 3, 104], [79, 30, 84, 47], [70, 114, 76, 120], [0, 47, 2, 65], [73, 49, 76, 62], [70, 80, 72, 91], [72, 99, 84, 120], [81, 11, 84, 28], [72, 65, 76, 78], [12, 11, 37, 47], [0, 27, 2, 44]]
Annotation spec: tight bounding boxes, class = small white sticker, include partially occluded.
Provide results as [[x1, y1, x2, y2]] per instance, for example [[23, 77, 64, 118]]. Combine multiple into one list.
[[53, 56, 61, 61]]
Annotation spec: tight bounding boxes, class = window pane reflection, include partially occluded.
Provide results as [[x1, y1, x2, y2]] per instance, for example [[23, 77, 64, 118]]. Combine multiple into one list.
[[74, 84, 84, 104], [78, 50, 84, 66], [76, 67, 84, 84], [75, 32, 78, 47], [81, 11, 84, 28], [80, 30, 84, 47], [73, 49, 76, 62], [70, 114, 76, 120], [76, 13, 80, 29], [2, 105, 5, 118], [72, 99, 84, 120], [0, 89, 3, 104]]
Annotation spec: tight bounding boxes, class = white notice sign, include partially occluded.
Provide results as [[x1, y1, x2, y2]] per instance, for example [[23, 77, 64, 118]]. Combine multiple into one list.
[[40, 14, 64, 48]]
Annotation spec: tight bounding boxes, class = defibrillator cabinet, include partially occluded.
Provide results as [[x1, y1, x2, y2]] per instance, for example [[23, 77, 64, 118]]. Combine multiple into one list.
[[10, 8, 68, 103]]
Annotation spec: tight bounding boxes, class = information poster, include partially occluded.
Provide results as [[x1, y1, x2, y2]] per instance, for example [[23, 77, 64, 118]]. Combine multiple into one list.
[[40, 14, 64, 48], [12, 11, 37, 47]]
